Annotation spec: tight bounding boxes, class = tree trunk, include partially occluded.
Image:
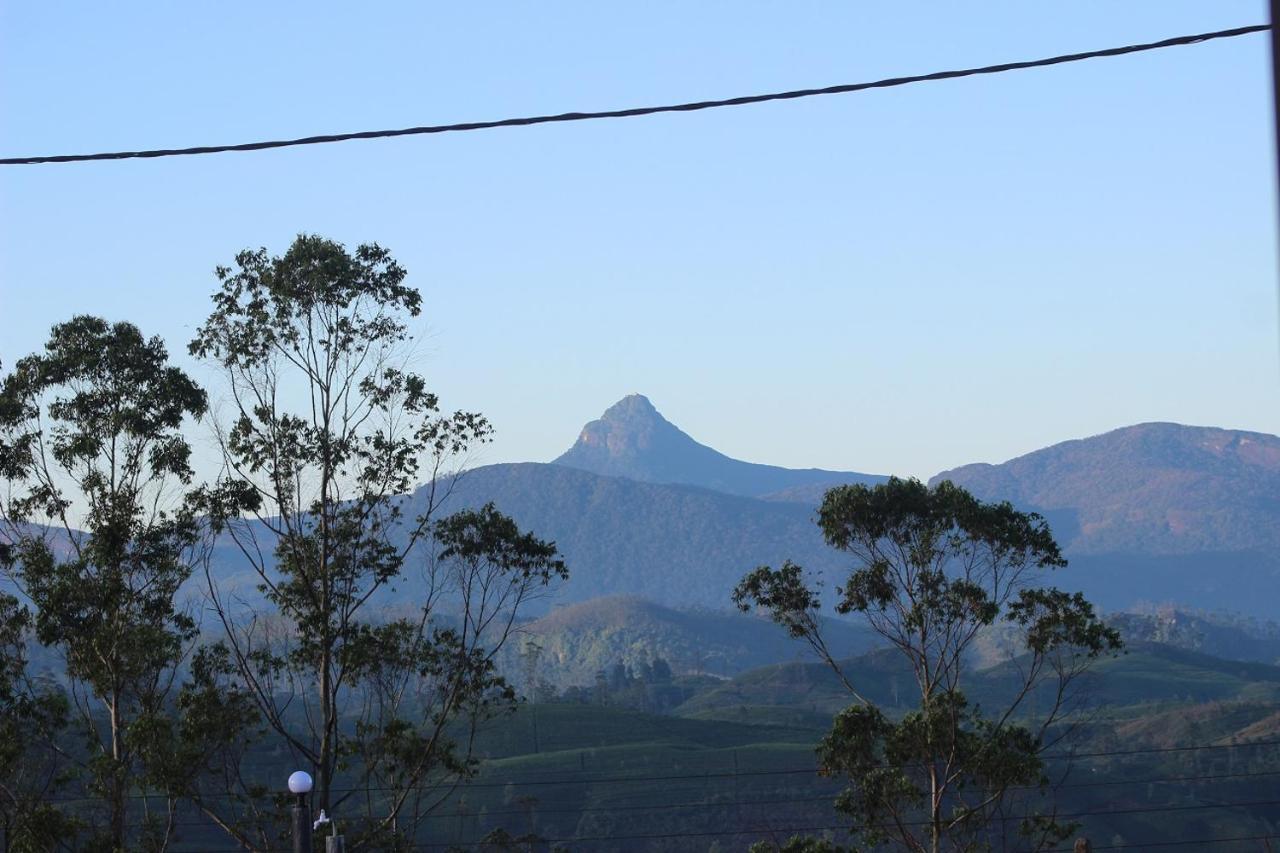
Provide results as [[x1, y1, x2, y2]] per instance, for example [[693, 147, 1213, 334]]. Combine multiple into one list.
[[109, 693, 125, 850], [320, 646, 333, 813], [930, 763, 941, 853]]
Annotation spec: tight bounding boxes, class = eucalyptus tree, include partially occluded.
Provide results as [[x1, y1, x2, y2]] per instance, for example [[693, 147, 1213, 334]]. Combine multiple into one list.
[[0, 590, 80, 852], [189, 235, 566, 849], [0, 319, 208, 851], [735, 478, 1121, 853]]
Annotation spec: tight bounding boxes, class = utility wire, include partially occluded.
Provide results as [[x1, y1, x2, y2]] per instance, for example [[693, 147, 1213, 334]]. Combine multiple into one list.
[[0, 23, 1266, 166], [43, 735, 1280, 802], [127, 767, 1280, 830], [108, 770, 1280, 846], [402, 799, 1280, 849], [321, 734, 1280, 791], [199, 832, 1280, 853], [1082, 834, 1280, 851]]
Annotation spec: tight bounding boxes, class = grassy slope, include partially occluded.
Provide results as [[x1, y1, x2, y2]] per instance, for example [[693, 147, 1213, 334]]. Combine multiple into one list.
[[434, 659, 1280, 851], [434, 703, 837, 850], [675, 641, 1280, 719], [162, 655, 1280, 851]]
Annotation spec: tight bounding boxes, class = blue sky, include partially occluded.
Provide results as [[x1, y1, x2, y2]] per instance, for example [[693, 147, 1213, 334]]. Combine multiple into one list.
[[2, 1, 1277, 479]]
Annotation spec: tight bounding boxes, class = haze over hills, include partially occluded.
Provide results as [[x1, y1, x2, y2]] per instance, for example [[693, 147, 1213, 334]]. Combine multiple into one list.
[[928, 422, 1280, 616], [497, 596, 877, 688], [193, 400, 1280, 617], [416, 461, 842, 610], [552, 394, 885, 498], [932, 422, 1280, 555], [675, 641, 1280, 719]]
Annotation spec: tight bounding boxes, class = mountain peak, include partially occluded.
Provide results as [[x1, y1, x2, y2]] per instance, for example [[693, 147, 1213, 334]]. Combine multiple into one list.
[[603, 393, 658, 415], [560, 394, 695, 466], [553, 395, 884, 498], [594, 394, 664, 433]]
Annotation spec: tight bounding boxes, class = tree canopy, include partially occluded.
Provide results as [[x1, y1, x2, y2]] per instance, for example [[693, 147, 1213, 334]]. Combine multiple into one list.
[[736, 477, 1121, 853], [187, 235, 567, 849], [0, 318, 209, 851]]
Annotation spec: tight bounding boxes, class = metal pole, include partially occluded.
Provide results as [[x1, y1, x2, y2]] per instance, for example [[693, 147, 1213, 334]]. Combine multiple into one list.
[[1272, 1, 1280, 373], [292, 793, 313, 853], [1272, 2, 1280, 197]]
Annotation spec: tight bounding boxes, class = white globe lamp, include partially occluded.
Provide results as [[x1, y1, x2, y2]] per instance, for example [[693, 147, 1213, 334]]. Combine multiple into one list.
[[289, 770, 315, 850], [288, 770, 313, 795]]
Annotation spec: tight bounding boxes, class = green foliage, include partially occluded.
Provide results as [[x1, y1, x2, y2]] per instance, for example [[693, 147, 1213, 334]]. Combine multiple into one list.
[[751, 837, 848, 853], [0, 591, 79, 851], [0, 319, 208, 850], [188, 234, 566, 847], [734, 477, 1121, 852]]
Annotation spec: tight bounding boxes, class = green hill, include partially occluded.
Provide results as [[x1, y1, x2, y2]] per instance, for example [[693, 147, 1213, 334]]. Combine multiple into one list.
[[503, 595, 878, 687], [674, 641, 1280, 718]]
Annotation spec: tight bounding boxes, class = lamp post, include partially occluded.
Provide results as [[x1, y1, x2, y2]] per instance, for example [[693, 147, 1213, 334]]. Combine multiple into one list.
[[288, 770, 313, 853]]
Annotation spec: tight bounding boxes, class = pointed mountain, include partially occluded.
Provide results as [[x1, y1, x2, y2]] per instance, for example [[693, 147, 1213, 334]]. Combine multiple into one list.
[[932, 422, 1280, 555], [198, 420, 1280, 619], [552, 394, 885, 498]]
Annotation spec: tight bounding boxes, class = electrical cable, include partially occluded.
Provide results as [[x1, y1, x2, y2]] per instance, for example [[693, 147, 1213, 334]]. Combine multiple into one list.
[[0, 24, 1266, 166], [41, 735, 1280, 803], [402, 799, 1280, 849]]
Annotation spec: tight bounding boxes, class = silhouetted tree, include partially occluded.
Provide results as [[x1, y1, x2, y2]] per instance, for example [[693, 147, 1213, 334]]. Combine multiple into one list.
[[0, 591, 78, 852], [736, 478, 1121, 853], [189, 235, 566, 848], [0, 319, 208, 850]]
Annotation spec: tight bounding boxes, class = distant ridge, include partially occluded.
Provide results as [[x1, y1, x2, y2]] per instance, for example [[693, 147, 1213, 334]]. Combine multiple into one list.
[[552, 394, 884, 498], [932, 422, 1280, 555], [191, 416, 1280, 618], [417, 461, 841, 608]]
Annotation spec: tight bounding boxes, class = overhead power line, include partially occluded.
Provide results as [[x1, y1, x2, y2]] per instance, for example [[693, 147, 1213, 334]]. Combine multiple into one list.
[[0, 23, 1266, 166], [152, 769, 1280, 830], [202, 831, 1280, 853], [184, 799, 1280, 849], [404, 798, 1280, 848], [45, 735, 1280, 803], [1083, 834, 1280, 851]]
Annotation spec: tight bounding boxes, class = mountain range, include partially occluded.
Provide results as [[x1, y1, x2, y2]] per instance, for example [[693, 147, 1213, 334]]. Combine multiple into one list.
[[199, 395, 1280, 617], [933, 422, 1280, 555]]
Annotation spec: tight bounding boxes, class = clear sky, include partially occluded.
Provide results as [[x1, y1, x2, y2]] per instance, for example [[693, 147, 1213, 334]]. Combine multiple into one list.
[[2, 1, 1277, 480]]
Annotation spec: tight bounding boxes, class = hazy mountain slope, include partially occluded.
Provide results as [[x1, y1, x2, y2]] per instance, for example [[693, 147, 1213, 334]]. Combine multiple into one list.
[[501, 595, 877, 687], [675, 642, 1280, 718], [1106, 608, 1280, 665], [553, 394, 884, 498], [931, 422, 1280, 555], [187, 459, 843, 614], [412, 462, 841, 610], [179, 418, 1280, 618]]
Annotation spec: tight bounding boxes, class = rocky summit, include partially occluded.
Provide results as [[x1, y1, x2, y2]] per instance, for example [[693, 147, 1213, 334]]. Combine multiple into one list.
[[552, 393, 884, 498]]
